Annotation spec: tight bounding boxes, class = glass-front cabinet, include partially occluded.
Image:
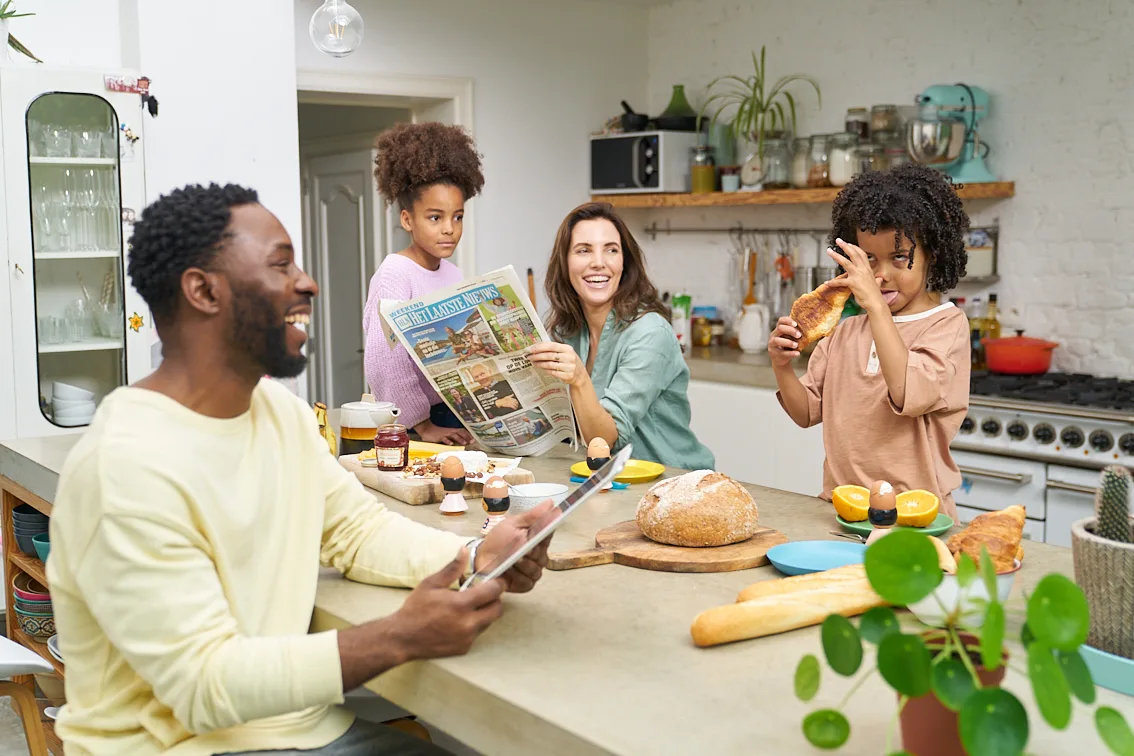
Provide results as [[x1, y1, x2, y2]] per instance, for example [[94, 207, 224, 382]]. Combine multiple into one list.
[[1, 67, 157, 439]]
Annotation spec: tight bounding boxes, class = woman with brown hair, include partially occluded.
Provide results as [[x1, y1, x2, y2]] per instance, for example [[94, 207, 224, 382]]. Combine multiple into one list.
[[528, 203, 714, 469]]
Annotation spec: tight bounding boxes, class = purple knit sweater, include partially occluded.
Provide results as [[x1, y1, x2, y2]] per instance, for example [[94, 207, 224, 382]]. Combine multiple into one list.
[[362, 254, 464, 429]]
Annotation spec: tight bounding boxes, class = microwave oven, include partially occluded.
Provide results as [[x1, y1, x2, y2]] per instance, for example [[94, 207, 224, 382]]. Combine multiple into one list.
[[590, 131, 699, 194]]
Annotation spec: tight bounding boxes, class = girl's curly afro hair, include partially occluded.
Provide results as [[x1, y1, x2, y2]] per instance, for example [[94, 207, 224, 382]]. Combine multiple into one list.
[[374, 122, 485, 210], [828, 163, 969, 292]]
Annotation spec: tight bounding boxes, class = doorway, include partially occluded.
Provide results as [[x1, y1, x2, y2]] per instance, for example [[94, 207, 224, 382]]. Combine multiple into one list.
[[296, 70, 475, 408]]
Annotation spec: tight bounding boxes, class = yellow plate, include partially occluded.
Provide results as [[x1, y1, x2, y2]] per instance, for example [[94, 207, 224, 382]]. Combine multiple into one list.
[[409, 441, 465, 460], [571, 459, 665, 484]]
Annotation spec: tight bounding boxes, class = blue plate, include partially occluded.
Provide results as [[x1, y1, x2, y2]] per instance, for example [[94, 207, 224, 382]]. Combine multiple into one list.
[[1080, 644, 1134, 696], [766, 540, 867, 576]]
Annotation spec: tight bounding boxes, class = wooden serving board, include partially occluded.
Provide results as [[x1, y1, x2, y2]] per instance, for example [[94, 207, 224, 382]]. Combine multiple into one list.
[[340, 454, 534, 506], [548, 521, 789, 573]]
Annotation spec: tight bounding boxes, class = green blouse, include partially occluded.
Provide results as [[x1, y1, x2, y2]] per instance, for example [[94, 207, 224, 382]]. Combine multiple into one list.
[[564, 311, 715, 471]]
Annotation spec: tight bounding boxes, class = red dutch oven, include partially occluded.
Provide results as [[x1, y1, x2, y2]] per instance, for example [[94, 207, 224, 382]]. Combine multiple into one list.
[[982, 330, 1059, 375]]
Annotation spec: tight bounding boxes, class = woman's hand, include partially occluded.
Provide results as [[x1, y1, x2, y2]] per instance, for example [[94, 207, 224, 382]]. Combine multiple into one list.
[[826, 238, 885, 314], [527, 342, 586, 388], [768, 317, 802, 367], [415, 420, 472, 446]]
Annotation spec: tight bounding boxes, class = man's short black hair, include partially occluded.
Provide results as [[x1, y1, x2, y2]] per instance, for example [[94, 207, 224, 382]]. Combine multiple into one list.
[[127, 183, 260, 324], [828, 164, 969, 292]]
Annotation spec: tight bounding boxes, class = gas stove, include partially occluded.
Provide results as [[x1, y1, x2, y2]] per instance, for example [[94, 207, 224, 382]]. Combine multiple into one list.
[[954, 372, 1134, 469]]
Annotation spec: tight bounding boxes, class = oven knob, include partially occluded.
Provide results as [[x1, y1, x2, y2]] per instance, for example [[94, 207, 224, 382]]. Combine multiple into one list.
[[644, 148, 655, 158], [1061, 427, 1085, 448], [960, 417, 975, 434], [1120, 434, 1134, 455], [1007, 421, 1029, 440], [981, 419, 1001, 437], [1089, 430, 1114, 452], [1033, 424, 1056, 444]]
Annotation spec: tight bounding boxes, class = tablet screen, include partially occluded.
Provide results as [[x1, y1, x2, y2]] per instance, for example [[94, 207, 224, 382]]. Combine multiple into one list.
[[460, 444, 633, 590]]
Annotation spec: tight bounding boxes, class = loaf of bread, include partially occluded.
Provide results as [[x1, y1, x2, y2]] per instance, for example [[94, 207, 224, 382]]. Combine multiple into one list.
[[948, 504, 1026, 572], [692, 565, 885, 648], [790, 280, 852, 350], [636, 471, 759, 547]]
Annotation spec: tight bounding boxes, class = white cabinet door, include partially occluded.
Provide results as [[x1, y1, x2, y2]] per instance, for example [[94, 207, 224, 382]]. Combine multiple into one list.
[[686, 379, 824, 496], [1044, 464, 1103, 549], [953, 449, 1048, 519]]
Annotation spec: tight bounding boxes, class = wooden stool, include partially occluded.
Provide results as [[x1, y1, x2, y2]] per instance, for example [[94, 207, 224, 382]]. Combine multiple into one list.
[[0, 635, 54, 756]]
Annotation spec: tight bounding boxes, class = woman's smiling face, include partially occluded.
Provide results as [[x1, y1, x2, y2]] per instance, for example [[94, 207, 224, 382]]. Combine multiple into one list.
[[567, 218, 624, 311]]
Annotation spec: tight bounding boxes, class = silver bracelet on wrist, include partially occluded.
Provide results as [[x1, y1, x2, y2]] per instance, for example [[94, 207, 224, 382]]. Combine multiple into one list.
[[461, 537, 485, 587]]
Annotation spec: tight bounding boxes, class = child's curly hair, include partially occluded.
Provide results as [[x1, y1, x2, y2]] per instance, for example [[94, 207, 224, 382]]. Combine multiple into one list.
[[374, 122, 485, 210], [828, 164, 969, 292]]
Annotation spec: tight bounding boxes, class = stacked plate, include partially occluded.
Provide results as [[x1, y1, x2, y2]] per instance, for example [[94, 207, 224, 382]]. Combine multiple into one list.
[[52, 381, 96, 426], [12, 504, 48, 558], [12, 573, 54, 640]]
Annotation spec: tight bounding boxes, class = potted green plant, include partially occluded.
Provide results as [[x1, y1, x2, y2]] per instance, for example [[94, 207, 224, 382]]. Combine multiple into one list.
[[0, 1, 41, 63], [698, 46, 820, 161], [793, 529, 1134, 755]]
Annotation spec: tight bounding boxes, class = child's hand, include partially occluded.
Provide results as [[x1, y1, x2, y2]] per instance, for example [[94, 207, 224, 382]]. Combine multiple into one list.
[[768, 317, 802, 367], [826, 238, 886, 314]]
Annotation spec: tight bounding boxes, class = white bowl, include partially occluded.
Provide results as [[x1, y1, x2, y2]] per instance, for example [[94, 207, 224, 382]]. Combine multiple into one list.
[[56, 415, 94, 427], [52, 381, 94, 401], [908, 559, 1021, 628], [53, 404, 96, 418], [52, 397, 95, 409], [509, 483, 569, 512]]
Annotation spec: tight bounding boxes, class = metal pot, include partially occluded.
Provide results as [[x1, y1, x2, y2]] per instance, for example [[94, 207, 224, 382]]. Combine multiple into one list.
[[620, 100, 649, 132], [982, 331, 1059, 375]]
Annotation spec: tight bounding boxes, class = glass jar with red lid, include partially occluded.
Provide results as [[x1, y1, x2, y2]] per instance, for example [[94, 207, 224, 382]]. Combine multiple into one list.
[[374, 424, 410, 471]]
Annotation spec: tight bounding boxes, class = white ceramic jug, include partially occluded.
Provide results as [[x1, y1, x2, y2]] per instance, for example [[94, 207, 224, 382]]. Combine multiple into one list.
[[737, 303, 770, 353]]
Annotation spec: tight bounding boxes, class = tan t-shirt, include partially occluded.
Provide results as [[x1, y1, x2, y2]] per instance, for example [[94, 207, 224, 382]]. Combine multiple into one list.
[[782, 302, 971, 517]]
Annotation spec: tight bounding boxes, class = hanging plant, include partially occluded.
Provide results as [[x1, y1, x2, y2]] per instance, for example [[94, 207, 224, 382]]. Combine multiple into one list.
[[698, 46, 819, 159], [0, 1, 42, 63]]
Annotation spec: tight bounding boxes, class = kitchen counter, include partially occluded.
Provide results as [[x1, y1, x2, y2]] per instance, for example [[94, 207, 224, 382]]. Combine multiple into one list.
[[685, 345, 807, 389], [3, 435, 1131, 755]]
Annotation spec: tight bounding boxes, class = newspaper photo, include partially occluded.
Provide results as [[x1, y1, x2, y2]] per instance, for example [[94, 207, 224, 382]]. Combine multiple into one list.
[[379, 266, 577, 456]]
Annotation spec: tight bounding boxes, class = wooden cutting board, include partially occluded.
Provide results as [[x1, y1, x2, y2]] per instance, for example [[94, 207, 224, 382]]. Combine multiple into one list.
[[340, 454, 534, 506], [548, 521, 789, 573]]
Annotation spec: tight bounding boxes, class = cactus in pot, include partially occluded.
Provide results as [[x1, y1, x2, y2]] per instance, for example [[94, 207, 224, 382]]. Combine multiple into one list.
[[1071, 464, 1134, 660]]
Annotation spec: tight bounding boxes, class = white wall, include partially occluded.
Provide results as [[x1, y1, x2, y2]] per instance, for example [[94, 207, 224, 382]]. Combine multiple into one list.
[[641, 0, 1134, 378], [294, 0, 650, 297], [298, 103, 409, 142], [2, 0, 122, 68]]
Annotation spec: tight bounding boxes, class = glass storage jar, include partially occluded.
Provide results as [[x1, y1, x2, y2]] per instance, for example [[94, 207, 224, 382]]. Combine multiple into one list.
[[853, 143, 886, 175], [690, 144, 716, 194], [375, 424, 410, 471], [828, 132, 860, 187], [760, 133, 792, 189], [877, 130, 909, 169], [870, 104, 900, 135], [806, 134, 831, 188], [845, 107, 869, 140], [790, 137, 810, 188]]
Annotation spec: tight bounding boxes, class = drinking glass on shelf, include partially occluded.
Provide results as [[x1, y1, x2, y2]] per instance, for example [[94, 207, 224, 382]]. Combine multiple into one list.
[[95, 302, 125, 338], [27, 118, 45, 157], [64, 299, 92, 342], [95, 169, 119, 250], [75, 169, 99, 251], [32, 182, 58, 252], [45, 125, 72, 158], [75, 130, 101, 158], [38, 316, 64, 345]]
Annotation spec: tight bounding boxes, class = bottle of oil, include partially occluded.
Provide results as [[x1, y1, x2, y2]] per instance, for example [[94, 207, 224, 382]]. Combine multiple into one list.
[[982, 294, 1001, 342], [968, 297, 986, 371]]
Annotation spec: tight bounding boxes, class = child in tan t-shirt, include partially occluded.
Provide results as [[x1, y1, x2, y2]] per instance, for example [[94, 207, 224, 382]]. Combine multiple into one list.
[[769, 164, 971, 518]]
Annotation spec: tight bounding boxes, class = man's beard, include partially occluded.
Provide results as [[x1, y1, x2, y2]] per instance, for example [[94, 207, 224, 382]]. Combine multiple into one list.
[[227, 284, 308, 379]]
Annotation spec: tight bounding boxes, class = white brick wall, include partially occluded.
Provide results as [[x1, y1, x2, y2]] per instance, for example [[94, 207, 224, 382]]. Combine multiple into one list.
[[633, 0, 1134, 378]]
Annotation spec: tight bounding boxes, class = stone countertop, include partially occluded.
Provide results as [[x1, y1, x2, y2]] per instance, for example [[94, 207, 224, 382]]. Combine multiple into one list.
[[685, 345, 807, 390], [4, 434, 1130, 755]]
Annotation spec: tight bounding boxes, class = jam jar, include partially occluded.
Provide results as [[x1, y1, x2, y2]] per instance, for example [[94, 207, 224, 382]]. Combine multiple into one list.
[[374, 423, 410, 471]]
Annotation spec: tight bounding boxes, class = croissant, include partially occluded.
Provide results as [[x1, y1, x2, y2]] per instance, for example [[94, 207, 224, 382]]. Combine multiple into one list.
[[947, 505, 1026, 573], [790, 280, 852, 350]]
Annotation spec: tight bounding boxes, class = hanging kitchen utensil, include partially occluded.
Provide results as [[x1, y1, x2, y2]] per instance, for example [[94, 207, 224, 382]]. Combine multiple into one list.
[[744, 250, 758, 306]]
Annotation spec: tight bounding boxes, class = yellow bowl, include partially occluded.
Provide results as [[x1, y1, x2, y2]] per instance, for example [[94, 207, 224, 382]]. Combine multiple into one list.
[[570, 459, 665, 484]]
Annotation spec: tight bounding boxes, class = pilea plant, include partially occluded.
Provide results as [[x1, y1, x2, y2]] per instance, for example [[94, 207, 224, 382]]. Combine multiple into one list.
[[793, 529, 1134, 755]]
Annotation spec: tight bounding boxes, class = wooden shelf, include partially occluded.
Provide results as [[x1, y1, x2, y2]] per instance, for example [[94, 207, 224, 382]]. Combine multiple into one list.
[[592, 181, 1016, 208], [8, 550, 48, 588], [11, 627, 64, 678]]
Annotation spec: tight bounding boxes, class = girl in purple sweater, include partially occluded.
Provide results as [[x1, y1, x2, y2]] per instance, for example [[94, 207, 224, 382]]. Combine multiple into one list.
[[362, 123, 485, 444]]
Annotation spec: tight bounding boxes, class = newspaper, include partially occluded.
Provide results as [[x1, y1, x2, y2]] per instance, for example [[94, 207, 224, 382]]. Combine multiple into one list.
[[379, 265, 577, 456]]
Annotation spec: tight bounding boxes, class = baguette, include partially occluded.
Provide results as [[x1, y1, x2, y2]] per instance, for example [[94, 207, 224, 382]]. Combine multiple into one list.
[[692, 564, 886, 648]]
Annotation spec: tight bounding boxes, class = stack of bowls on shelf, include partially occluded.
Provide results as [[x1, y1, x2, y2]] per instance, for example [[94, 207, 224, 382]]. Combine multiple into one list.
[[13, 504, 49, 559], [12, 573, 55, 640], [52, 381, 96, 426]]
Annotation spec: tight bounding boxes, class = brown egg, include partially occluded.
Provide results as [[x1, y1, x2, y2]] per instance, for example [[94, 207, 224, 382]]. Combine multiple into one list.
[[441, 456, 465, 479], [869, 480, 897, 512], [483, 476, 509, 500], [587, 437, 611, 459]]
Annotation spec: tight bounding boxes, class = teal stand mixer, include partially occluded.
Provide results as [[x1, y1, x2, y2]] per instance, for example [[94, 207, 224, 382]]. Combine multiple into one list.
[[907, 83, 998, 183]]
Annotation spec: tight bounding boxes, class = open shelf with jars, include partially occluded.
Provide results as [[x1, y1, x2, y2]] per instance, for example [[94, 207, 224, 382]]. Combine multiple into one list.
[[592, 181, 1016, 208]]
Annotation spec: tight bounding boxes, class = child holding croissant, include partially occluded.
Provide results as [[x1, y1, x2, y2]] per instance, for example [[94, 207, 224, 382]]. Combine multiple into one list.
[[769, 165, 972, 517]]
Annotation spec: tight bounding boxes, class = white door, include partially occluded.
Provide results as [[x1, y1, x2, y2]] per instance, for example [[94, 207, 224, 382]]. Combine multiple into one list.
[[304, 149, 378, 409], [2, 66, 153, 439], [1044, 464, 1104, 548]]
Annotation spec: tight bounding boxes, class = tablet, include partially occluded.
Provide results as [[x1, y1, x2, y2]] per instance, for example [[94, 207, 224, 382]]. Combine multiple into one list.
[[459, 444, 633, 590]]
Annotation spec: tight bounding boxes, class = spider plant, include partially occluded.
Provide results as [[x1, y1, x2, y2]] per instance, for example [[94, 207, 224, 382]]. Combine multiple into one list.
[[0, 1, 42, 63], [699, 46, 819, 159]]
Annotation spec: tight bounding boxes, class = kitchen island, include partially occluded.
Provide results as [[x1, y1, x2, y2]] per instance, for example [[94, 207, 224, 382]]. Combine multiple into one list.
[[3, 434, 1131, 756]]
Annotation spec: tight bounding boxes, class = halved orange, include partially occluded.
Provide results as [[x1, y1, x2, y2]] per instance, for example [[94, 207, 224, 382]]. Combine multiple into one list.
[[896, 490, 940, 528], [832, 485, 870, 522]]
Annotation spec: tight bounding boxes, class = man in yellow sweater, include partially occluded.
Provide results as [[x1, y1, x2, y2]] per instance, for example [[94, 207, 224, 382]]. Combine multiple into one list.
[[46, 184, 554, 755]]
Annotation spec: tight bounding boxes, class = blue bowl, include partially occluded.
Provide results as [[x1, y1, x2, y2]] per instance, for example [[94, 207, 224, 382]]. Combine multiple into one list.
[[32, 532, 50, 563], [766, 540, 867, 576], [1080, 644, 1134, 696], [12, 504, 48, 521]]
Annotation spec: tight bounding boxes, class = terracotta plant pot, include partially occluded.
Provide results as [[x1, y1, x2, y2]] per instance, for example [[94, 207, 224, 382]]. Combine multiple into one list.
[[899, 632, 1008, 756]]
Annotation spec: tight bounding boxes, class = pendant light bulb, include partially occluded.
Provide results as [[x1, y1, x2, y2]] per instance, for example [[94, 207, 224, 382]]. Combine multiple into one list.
[[309, 0, 364, 58]]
